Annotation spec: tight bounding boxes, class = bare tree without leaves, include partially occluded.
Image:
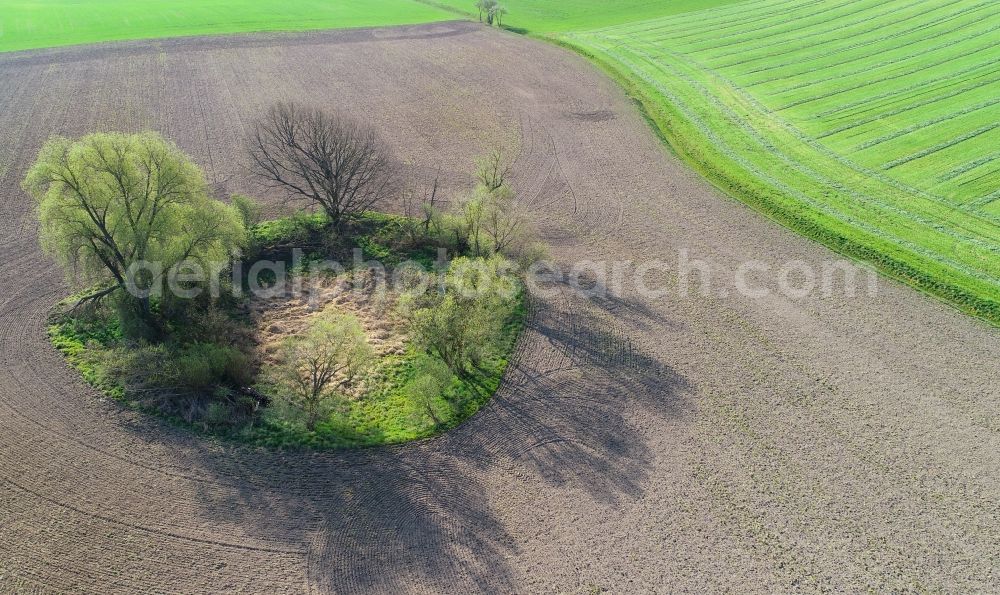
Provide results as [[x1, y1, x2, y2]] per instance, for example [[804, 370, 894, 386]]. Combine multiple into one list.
[[247, 102, 397, 227]]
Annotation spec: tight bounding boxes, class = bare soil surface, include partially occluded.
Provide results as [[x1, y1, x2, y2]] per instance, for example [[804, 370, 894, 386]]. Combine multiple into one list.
[[0, 22, 997, 593]]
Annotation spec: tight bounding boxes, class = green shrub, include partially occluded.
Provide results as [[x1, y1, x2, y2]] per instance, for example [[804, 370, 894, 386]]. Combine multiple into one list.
[[94, 341, 251, 397], [400, 255, 521, 375], [265, 309, 374, 431], [403, 354, 455, 426], [250, 211, 329, 247], [203, 400, 233, 427], [174, 343, 253, 390], [231, 193, 264, 230], [170, 306, 253, 349]]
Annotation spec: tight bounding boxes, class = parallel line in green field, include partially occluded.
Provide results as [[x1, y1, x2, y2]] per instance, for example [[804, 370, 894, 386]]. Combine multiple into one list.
[[604, 0, 824, 41], [647, 39, 1000, 254], [695, 0, 932, 58], [624, 35, 983, 215], [740, 15, 994, 78], [627, 27, 1000, 130], [855, 99, 1000, 151], [714, 0, 995, 70], [696, 67, 998, 234], [674, 0, 884, 50], [955, 161, 1000, 186], [816, 70, 1000, 133], [890, 133, 1000, 192], [774, 46, 999, 109], [967, 189, 1000, 210], [611, 38, 1000, 273], [641, 1, 871, 52], [662, 0, 867, 44], [824, 66, 1000, 122], [943, 160, 1000, 191], [883, 123, 1000, 170], [616, 50, 1000, 287], [949, 171, 1000, 212], [771, 33, 997, 95], [788, 56, 1000, 113]]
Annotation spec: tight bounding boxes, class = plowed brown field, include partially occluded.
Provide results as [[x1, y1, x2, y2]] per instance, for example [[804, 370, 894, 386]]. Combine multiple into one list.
[[0, 22, 997, 593]]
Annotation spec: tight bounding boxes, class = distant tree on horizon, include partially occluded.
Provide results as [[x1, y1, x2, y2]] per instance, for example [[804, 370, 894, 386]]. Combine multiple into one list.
[[475, 0, 507, 27]]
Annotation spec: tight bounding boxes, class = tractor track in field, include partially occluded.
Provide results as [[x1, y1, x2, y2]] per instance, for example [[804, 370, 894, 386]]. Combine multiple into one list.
[[0, 21, 997, 593]]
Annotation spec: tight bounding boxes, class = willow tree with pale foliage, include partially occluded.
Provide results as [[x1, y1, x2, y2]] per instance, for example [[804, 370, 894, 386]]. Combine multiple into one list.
[[23, 132, 245, 323]]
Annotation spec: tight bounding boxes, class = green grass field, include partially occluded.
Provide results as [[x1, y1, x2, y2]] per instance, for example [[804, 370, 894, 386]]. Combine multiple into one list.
[[561, 0, 1000, 321], [3, 0, 997, 321], [425, 0, 743, 32], [0, 0, 453, 53]]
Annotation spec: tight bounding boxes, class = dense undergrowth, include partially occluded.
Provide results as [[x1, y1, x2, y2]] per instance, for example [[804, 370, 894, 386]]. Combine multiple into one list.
[[50, 211, 526, 449]]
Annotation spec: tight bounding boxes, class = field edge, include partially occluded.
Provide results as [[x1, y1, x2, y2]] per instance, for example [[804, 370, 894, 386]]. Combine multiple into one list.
[[547, 35, 1000, 328]]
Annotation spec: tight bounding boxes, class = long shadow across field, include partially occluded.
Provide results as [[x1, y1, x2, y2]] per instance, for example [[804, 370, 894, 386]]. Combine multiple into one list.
[[155, 283, 689, 590]]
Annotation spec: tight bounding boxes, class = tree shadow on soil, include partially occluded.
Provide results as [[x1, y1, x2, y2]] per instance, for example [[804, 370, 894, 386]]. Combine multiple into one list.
[[140, 433, 519, 592], [129, 276, 688, 591], [460, 282, 691, 505]]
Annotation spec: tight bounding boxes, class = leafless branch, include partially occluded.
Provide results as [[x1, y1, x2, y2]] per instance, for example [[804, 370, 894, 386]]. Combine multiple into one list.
[[247, 102, 398, 226]]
